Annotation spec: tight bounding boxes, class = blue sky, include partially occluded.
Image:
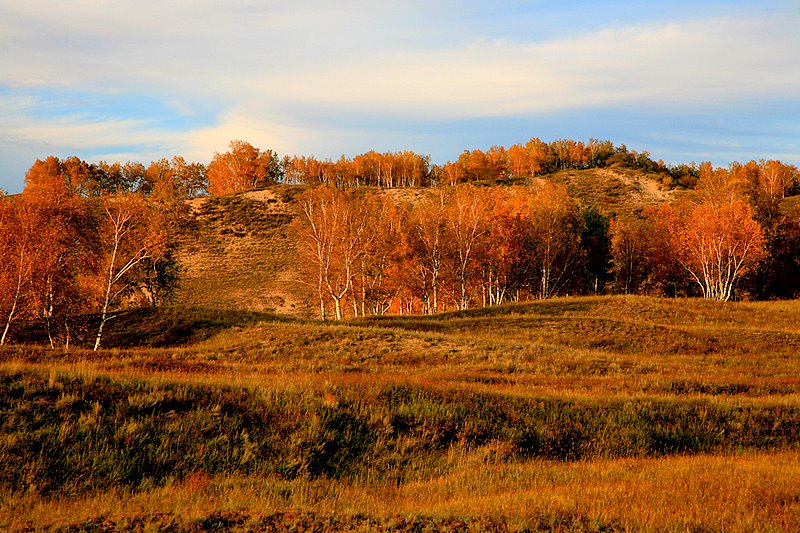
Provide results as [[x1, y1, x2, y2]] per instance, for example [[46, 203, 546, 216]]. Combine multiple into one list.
[[1, 0, 798, 192]]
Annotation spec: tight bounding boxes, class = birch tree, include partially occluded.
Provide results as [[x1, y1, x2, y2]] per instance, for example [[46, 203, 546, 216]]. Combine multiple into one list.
[[0, 198, 36, 345], [526, 182, 582, 299], [671, 200, 765, 301], [445, 184, 492, 310], [94, 193, 168, 350], [297, 186, 371, 320]]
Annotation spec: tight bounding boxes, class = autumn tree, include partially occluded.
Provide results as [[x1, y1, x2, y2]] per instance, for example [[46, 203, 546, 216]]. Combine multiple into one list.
[[351, 193, 402, 316], [611, 218, 648, 294], [403, 189, 449, 313], [436, 161, 465, 186], [296, 185, 372, 320], [455, 148, 508, 182], [756, 160, 797, 200], [657, 199, 765, 301], [145, 157, 208, 198], [524, 182, 583, 299], [29, 198, 96, 348], [444, 184, 493, 309], [0, 198, 37, 345], [208, 140, 282, 195], [477, 187, 528, 306], [610, 217, 676, 295], [93, 193, 169, 349], [96, 160, 147, 193]]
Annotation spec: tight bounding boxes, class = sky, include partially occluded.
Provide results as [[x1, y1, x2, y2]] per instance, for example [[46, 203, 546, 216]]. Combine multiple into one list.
[[1, 0, 799, 193]]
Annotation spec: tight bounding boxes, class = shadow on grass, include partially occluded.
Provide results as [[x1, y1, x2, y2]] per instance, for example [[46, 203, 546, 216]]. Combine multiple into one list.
[[12, 306, 300, 349], [353, 298, 596, 332]]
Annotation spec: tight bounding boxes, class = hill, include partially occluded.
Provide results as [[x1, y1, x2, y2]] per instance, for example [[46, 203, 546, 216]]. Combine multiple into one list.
[[175, 185, 317, 315], [2, 295, 800, 531], [173, 168, 675, 314]]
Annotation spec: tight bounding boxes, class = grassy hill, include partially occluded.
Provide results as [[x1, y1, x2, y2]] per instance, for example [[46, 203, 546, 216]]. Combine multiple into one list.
[[2, 295, 800, 531], [173, 168, 675, 315], [175, 185, 317, 316]]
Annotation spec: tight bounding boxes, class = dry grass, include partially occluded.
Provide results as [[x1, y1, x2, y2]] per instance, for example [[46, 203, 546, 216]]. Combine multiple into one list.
[[3, 295, 800, 531], [5, 451, 799, 531], [546, 167, 677, 220], [176, 185, 315, 316]]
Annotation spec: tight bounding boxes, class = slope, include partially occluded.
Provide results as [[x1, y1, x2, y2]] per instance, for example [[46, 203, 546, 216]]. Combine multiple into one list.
[[172, 168, 674, 313]]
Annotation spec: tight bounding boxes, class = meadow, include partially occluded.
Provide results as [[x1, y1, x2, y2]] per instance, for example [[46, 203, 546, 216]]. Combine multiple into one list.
[[1, 295, 800, 531]]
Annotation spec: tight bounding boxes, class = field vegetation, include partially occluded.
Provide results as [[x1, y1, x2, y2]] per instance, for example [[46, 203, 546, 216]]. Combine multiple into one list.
[[2, 296, 800, 531]]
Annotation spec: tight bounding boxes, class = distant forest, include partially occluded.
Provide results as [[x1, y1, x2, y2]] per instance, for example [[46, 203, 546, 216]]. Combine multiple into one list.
[[1, 138, 799, 345]]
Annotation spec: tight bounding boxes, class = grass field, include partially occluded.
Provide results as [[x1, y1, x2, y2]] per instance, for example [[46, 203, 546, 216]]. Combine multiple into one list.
[[2, 296, 800, 531]]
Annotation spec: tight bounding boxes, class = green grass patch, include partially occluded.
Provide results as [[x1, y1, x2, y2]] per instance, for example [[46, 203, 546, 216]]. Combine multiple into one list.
[[3, 369, 800, 499]]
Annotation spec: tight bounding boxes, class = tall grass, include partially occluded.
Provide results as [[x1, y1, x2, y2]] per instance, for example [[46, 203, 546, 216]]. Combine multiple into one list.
[[3, 369, 800, 498], [5, 451, 800, 531]]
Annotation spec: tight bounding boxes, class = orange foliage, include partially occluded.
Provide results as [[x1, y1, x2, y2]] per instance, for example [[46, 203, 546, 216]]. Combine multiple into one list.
[[208, 140, 281, 195]]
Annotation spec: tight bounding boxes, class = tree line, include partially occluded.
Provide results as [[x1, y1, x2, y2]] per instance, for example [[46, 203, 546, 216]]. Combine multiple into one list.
[[295, 159, 800, 319], [10, 138, 698, 199], [213, 138, 699, 192]]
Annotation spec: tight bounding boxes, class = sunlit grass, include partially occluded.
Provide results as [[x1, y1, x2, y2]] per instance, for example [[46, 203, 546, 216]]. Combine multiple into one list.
[[5, 451, 799, 531]]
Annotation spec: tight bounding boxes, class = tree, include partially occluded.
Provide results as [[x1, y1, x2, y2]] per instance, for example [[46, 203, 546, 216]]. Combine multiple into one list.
[[207, 140, 282, 195], [0, 198, 36, 345], [24, 157, 74, 200], [296, 186, 372, 320], [96, 160, 147, 193], [145, 157, 208, 198], [664, 200, 765, 301], [524, 182, 582, 299], [757, 160, 797, 200], [478, 187, 528, 306], [611, 218, 659, 295], [741, 216, 800, 300], [444, 184, 493, 309], [351, 193, 402, 316], [27, 194, 96, 349], [578, 206, 611, 294], [94, 193, 169, 350], [404, 189, 449, 314]]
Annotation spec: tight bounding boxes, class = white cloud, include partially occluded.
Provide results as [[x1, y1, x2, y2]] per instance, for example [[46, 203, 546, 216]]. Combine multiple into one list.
[[184, 106, 309, 162], [263, 15, 800, 118], [3, 2, 797, 118]]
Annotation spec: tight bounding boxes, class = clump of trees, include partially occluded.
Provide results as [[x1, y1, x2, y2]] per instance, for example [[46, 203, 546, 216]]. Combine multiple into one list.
[[295, 182, 614, 318], [3, 137, 798, 337], [0, 155, 193, 349], [610, 159, 799, 301], [295, 158, 799, 318], [281, 138, 695, 189]]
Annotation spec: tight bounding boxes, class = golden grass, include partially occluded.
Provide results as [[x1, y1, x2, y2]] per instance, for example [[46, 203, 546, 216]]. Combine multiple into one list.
[[6, 451, 798, 532], [6, 295, 800, 403]]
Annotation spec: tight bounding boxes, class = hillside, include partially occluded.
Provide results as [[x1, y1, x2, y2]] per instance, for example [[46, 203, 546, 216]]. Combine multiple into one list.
[[175, 185, 317, 315], [546, 166, 675, 219], [174, 168, 675, 314], [3, 295, 800, 531]]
